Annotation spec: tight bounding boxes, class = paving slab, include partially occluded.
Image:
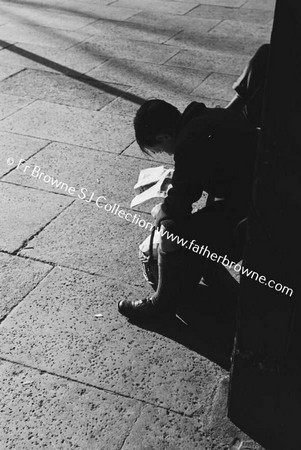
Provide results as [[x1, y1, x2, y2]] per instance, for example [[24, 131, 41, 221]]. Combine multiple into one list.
[[209, 19, 272, 45], [0, 100, 135, 152], [242, 0, 276, 10], [0, 266, 224, 415], [0, 0, 61, 7], [0, 64, 22, 82], [3, 142, 161, 209], [101, 86, 227, 123], [205, 376, 261, 449], [74, 40, 180, 65], [184, 0, 245, 6], [0, 12, 9, 26], [0, 43, 108, 75], [192, 73, 238, 101], [0, 69, 129, 110], [167, 22, 270, 55], [86, 59, 208, 94], [165, 48, 249, 75], [121, 404, 208, 449], [0, 3, 99, 30], [82, 17, 180, 44], [1, 0, 140, 23], [0, 182, 73, 253], [0, 359, 210, 450], [51, 0, 117, 11], [128, 10, 221, 33], [48, 3, 141, 21], [18, 200, 154, 286], [0, 359, 140, 450], [0, 253, 52, 320], [186, 4, 274, 23], [0, 132, 49, 177], [0, 24, 91, 49], [0, 92, 33, 120], [111, 0, 199, 15]]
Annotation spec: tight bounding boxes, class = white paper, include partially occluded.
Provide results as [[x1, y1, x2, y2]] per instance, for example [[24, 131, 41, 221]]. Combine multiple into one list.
[[131, 166, 173, 208], [134, 165, 166, 194]]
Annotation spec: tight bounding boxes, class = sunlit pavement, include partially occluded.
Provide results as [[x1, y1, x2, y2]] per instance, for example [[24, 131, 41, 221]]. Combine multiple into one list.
[[0, 0, 274, 448]]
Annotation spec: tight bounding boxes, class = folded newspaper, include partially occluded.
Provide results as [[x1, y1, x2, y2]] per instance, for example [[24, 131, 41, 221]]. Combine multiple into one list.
[[130, 165, 174, 208]]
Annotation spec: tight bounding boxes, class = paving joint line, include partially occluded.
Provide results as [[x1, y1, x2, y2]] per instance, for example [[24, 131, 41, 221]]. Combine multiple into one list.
[[0, 66, 27, 83], [124, 11, 143, 22], [119, 139, 135, 155], [192, 71, 214, 92], [1, 251, 149, 293], [0, 178, 78, 198], [162, 29, 184, 46], [0, 98, 37, 123], [79, 56, 111, 76], [240, 0, 251, 7], [164, 60, 243, 76], [11, 199, 76, 256], [0, 128, 137, 159], [183, 3, 202, 16], [119, 403, 143, 450], [0, 265, 54, 326], [161, 49, 181, 66], [0, 87, 132, 113], [0, 355, 193, 418], [69, 16, 106, 32], [0, 179, 152, 218], [0, 86, 134, 111], [0, 140, 52, 180], [207, 19, 224, 33]]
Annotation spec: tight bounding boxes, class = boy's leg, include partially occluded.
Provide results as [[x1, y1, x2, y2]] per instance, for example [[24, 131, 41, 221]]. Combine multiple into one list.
[[118, 202, 242, 319], [118, 219, 203, 319]]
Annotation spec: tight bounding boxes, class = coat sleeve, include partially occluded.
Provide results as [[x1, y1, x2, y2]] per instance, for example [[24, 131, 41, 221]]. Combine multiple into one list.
[[161, 122, 210, 220]]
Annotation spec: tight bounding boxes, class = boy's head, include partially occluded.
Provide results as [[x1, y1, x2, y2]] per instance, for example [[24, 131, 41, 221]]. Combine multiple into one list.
[[134, 99, 180, 155]]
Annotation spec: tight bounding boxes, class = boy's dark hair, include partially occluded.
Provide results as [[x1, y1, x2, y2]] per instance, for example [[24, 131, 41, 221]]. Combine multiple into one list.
[[134, 99, 180, 153]]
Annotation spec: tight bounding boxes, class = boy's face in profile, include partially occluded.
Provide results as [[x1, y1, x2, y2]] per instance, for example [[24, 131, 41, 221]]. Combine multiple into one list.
[[146, 133, 175, 156]]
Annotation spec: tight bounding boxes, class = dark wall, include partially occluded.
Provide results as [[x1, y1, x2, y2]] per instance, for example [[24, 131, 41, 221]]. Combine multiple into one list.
[[228, 1, 301, 448]]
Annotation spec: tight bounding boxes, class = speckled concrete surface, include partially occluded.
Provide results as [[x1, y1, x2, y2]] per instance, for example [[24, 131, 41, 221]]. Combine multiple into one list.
[[0, 253, 52, 320], [0, 182, 73, 253], [0, 0, 273, 447], [0, 267, 223, 416]]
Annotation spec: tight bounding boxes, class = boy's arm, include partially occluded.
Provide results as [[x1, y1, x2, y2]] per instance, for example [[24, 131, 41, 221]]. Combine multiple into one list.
[[159, 126, 208, 223]]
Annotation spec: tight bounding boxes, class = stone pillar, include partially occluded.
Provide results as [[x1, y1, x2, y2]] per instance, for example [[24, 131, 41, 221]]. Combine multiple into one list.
[[228, 0, 301, 448]]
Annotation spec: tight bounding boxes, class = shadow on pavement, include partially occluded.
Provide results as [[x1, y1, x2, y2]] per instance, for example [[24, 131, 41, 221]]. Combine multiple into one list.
[[0, 39, 145, 105], [130, 284, 238, 371]]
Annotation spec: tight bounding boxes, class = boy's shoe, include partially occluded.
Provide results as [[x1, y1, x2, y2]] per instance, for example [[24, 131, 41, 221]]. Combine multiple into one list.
[[118, 297, 174, 320]]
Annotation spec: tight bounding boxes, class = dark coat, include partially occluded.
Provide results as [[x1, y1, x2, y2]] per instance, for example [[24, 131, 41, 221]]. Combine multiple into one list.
[[161, 102, 259, 222]]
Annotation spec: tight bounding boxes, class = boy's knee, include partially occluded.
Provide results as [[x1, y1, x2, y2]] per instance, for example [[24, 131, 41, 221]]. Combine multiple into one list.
[[159, 220, 179, 252], [160, 219, 176, 231]]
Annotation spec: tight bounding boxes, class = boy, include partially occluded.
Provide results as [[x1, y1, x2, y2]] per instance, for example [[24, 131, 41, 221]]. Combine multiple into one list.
[[118, 44, 269, 320], [118, 100, 258, 319]]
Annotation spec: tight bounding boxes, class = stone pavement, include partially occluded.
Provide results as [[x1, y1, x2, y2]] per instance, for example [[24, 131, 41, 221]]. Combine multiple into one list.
[[0, 0, 274, 448]]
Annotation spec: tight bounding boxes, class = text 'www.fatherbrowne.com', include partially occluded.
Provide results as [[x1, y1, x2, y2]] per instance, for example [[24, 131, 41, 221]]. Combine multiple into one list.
[[160, 223, 294, 298]]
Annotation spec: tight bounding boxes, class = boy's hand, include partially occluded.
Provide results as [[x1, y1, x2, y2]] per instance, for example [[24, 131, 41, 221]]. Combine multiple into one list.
[[151, 203, 169, 228], [151, 203, 162, 219]]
